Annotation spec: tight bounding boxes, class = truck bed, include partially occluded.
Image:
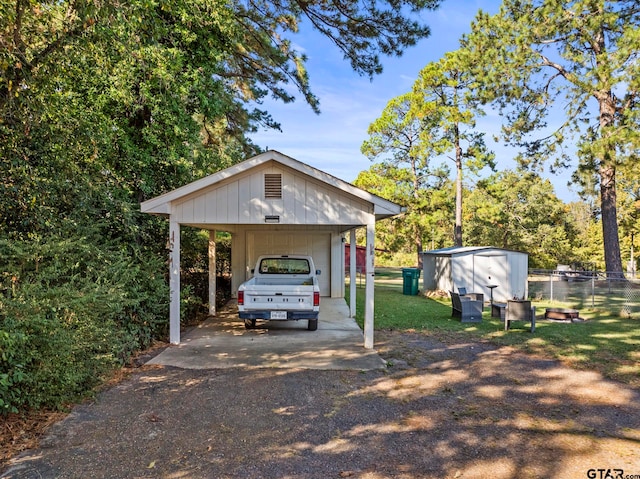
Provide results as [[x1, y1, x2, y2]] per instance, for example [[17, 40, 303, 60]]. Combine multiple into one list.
[[237, 255, 320, 330], [249, 277, 314, 286]]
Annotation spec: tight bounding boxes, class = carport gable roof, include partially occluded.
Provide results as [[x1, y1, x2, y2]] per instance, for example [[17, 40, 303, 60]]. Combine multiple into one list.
[[140, 150, 404, 221]]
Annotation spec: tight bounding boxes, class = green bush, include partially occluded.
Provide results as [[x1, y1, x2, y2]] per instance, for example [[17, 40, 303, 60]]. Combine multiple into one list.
[[0, 233, 168, 413], [0, 330, 27, 413]]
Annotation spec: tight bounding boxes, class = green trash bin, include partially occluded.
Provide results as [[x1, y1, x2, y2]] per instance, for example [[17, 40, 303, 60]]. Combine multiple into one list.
[[402, 268, 421, 295]]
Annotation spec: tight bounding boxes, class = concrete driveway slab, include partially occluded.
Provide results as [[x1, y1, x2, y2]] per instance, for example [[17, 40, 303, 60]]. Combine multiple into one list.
[[147, 298, 386, 370]]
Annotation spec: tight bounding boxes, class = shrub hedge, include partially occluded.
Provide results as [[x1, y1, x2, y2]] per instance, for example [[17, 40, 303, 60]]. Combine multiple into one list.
[[0, 233, 168, 413]]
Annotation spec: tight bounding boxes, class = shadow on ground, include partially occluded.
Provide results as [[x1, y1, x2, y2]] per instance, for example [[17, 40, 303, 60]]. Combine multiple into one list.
[[3, 328, 639, 479]]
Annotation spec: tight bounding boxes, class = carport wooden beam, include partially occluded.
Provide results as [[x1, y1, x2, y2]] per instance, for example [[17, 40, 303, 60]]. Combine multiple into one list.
[[349, 230, 356, 318], [364, 219, 375, 349], [208, 230, 216, 316], [169, 219, 181, 345]]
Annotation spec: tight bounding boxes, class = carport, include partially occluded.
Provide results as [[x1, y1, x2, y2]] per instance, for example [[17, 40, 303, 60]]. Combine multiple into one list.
[[140, 150, 403, 348]]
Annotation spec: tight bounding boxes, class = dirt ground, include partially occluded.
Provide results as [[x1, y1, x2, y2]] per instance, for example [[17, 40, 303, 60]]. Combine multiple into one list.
[[2, 330, 640, 479]]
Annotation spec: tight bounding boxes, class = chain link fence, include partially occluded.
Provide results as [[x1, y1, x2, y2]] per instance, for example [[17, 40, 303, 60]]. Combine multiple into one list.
[[528, 270, 640, 319]]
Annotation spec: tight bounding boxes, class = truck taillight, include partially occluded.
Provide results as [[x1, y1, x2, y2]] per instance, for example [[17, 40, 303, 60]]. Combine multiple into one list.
[[313, 292, 320, 307], [238, 291, 244, 305]]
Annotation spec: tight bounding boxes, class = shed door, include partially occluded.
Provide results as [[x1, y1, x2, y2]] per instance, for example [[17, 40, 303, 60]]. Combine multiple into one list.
[[473, 255, 509, 302], [247, 231, 331, 296]]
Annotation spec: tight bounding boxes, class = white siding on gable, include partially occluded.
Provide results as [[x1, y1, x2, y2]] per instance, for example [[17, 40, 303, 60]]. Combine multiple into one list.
[[171, 162, 370, 226], [292, 174, 306, 222], [193, 191, 205, 220], [249, 172, 263, 220], [315, 184, 333, 223], [306, 181, 319, 223], [238, 176, 251, 222], [213, 186, 226, 222]]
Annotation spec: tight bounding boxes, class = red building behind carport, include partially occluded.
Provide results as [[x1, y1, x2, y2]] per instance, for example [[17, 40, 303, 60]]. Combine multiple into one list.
[[345, 244, 390, 273], [344, 244, 366, 273]]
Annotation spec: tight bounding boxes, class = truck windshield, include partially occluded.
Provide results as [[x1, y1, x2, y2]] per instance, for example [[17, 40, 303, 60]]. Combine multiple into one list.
[[259, 258, 311, 274]]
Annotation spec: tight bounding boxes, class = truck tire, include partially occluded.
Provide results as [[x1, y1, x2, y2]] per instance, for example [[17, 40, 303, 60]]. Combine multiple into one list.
[[244, 319, 256, 329], [307, 319, 318, 331]]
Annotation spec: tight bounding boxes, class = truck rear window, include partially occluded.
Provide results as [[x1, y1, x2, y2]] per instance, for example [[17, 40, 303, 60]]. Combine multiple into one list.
[[259, 258, 311, 274]]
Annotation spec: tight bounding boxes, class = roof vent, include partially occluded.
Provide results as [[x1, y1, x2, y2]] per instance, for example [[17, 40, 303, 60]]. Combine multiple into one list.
[[264, 174, 282, 199]]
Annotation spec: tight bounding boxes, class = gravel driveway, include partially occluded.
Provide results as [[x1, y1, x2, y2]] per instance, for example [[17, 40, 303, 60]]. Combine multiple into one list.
[[2, 330, 640, 479]]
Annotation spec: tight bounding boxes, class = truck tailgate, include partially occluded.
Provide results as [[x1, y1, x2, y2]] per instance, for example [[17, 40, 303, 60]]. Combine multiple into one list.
[[243, 287, 314, 310]]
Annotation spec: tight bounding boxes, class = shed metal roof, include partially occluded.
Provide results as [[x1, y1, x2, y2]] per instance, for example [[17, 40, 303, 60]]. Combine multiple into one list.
[[422, 246, 527, 256]]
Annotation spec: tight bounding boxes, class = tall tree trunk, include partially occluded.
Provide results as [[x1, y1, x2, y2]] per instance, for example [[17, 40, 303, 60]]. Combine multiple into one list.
[[593, 24, 624, 277], [454, 124, 463, 247], [596, 85, 624, 276], [415, 229, 423, 268], [410, 156, 423, 267], [600, 162, 624, 277]]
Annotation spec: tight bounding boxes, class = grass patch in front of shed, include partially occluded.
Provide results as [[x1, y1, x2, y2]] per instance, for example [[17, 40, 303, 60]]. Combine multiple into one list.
[[346, 271, 640, 387]]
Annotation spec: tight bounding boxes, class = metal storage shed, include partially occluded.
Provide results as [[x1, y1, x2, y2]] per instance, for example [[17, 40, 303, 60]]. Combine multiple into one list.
[[421, 246, 529, 302]]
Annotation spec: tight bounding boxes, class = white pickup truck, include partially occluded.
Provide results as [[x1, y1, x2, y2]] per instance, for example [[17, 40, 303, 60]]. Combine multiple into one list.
[[237, 255, 321, 331]]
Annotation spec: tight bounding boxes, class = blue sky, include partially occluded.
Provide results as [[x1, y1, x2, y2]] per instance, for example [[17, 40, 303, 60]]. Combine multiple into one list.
[[249, 0, 581, 203]]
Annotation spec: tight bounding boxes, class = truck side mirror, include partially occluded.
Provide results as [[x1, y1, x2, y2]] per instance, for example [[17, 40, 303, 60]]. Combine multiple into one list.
[[316, 270, 321, 275]]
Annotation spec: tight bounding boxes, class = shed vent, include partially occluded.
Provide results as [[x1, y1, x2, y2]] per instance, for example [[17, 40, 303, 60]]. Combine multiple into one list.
[[264, 174, 282, 199]]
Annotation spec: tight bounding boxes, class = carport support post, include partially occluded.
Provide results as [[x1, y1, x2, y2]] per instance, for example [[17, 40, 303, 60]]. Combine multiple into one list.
[[349, 229, 356, 318], [169, 219, 181, 344], [364, 219, 375, 349], [208, 230, 216, 316]]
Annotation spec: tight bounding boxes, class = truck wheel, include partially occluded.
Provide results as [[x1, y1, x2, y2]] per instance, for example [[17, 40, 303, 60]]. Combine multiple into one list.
[[244, 319, 256, 329], [307, 319, 318, 331]]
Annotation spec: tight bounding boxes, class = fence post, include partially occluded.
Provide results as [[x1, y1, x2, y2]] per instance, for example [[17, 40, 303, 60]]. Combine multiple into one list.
[[550, 272, 554, 302], [591, 275, 595, 308]]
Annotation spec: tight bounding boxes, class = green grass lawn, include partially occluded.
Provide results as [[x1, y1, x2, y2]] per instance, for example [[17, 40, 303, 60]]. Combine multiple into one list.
[[346, 268, 640, 387]]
